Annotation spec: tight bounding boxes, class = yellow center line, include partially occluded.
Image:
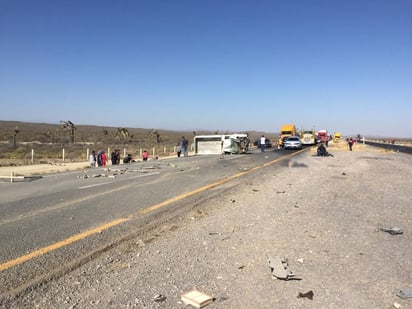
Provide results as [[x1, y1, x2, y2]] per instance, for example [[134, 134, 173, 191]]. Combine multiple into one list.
[[0, 218, 128, 272], [0, 149, 306, 272]]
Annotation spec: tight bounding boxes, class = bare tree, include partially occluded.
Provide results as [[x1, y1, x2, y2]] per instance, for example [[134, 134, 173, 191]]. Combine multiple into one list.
[[149, 129, 160, 143], [60, 120, 76, 143], [115, 128, 129, 141], [13, 126, 20, 148]]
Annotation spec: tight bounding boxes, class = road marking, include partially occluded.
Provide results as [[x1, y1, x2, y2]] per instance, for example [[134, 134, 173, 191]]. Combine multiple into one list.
[[0, 172, 161, 226], [0, 218, 129, 272], [0, 149, 306, 272]]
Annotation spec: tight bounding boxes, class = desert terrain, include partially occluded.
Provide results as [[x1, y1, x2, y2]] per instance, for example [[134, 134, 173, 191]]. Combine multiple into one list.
[[1, 141, 411, 308]]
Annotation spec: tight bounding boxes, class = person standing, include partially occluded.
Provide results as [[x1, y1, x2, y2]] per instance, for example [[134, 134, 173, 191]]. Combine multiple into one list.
[[348, 138, 354, 151], [181, 136, 189, 157], [101, 151, 107, 166], [177, 142, 182, 158], [260, 135, 266, 152], [111, 149, 119, 165], [89, 151, 97, 167], [142, 150, 149, 161]]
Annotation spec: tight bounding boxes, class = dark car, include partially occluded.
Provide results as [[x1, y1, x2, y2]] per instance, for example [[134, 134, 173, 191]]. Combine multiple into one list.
[[253, 139, 272, 148]]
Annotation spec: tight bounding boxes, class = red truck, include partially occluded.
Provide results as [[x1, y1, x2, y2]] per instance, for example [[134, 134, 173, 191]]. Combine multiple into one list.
[[317, 130, 329, 143]]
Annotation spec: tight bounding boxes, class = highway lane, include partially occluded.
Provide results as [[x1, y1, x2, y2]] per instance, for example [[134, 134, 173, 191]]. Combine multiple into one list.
[[0, 148, 307, 295], [364, 140, 412, 154]]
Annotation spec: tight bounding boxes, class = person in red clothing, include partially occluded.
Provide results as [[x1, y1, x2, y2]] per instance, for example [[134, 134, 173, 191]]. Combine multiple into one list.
[[142, 150, 149, 161], [347, 138, 354, 151], [101, 151, 107, 166]]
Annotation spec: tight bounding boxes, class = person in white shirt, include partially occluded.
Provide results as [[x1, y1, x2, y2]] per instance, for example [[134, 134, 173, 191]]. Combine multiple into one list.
[[260, 135, 266, 152], [89, 151, 96, 167]]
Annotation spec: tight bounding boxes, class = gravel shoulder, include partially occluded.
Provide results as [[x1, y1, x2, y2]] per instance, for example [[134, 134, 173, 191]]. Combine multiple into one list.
[[4, 143, 412, 308]]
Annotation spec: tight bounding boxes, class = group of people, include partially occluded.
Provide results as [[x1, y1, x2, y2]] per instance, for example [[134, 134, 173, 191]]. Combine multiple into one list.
[[89, 149, 151, 167], [89, 150, 108, 167], [89, 136, 191, 168], [316, 136, 355, 157], [177, 136, 189, 158]]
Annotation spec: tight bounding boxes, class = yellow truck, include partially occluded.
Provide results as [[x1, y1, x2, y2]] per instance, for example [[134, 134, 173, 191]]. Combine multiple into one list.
[[278, 124, 296, 147], [333, 132, 341, 143]]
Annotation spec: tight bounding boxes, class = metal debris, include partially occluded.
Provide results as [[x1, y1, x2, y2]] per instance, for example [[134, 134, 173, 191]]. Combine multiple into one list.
[[380, 226, 403, 235], [397, 288, 412, 299], [297, 290, 314, 300], [266, 255, 301, 280], [153, 294, 166, 302]]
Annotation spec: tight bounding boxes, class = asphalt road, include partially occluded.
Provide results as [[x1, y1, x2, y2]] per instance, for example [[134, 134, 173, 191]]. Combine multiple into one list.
[[0, 147, 307, 296]]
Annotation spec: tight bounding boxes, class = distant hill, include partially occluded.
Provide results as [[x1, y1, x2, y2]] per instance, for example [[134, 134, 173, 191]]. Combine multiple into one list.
[[0, 120, 271, 144]]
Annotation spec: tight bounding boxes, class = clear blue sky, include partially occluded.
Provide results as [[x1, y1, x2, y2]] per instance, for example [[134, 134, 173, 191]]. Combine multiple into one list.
[[1, 0, 411, 137]]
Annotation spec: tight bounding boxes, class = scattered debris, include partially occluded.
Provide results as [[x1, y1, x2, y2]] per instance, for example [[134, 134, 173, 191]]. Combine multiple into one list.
[[78, 166, 161, 179], [397, 288, 412, 299], [266, 255, 302, 280], [153, 294, 166, 302], [217, 296, 229, 302], [393, 302, 402, 308], [342, 172, 346, 175], [380, 226, 403, 235], [297, 290, 314, 300], [276, 190, 286, 194], [181, 289, 214, 308]]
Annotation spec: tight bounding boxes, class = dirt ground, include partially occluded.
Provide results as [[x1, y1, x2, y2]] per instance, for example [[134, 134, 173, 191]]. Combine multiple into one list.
[[3, 142, 412, 308]]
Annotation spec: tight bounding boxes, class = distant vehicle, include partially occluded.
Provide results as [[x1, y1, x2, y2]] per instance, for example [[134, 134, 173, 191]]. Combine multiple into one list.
[[278, 124, 296, 147], [222, 134, 250, 154], [194, 134, 250, 155], [253, 138, 272, 148], [317, 130, 329, 143], [333, 132, 341, 143], [301, 130, 316, 145], [283, 136, 302, 149]]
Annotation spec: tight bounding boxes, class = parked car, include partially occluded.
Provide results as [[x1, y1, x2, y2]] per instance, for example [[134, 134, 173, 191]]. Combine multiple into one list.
[[283, 136, 302, 149], [253, 139, 272, 148]]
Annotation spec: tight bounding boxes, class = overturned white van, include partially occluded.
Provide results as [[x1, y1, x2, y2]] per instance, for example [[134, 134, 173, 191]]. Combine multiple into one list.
[[194, 134, 250, 155]]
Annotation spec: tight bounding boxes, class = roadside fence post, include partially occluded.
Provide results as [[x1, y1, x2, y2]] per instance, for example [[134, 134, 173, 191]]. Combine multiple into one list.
[[62, 148, 65, 162], [152, 147, 155, 158], [31, 149, 34, 164]]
